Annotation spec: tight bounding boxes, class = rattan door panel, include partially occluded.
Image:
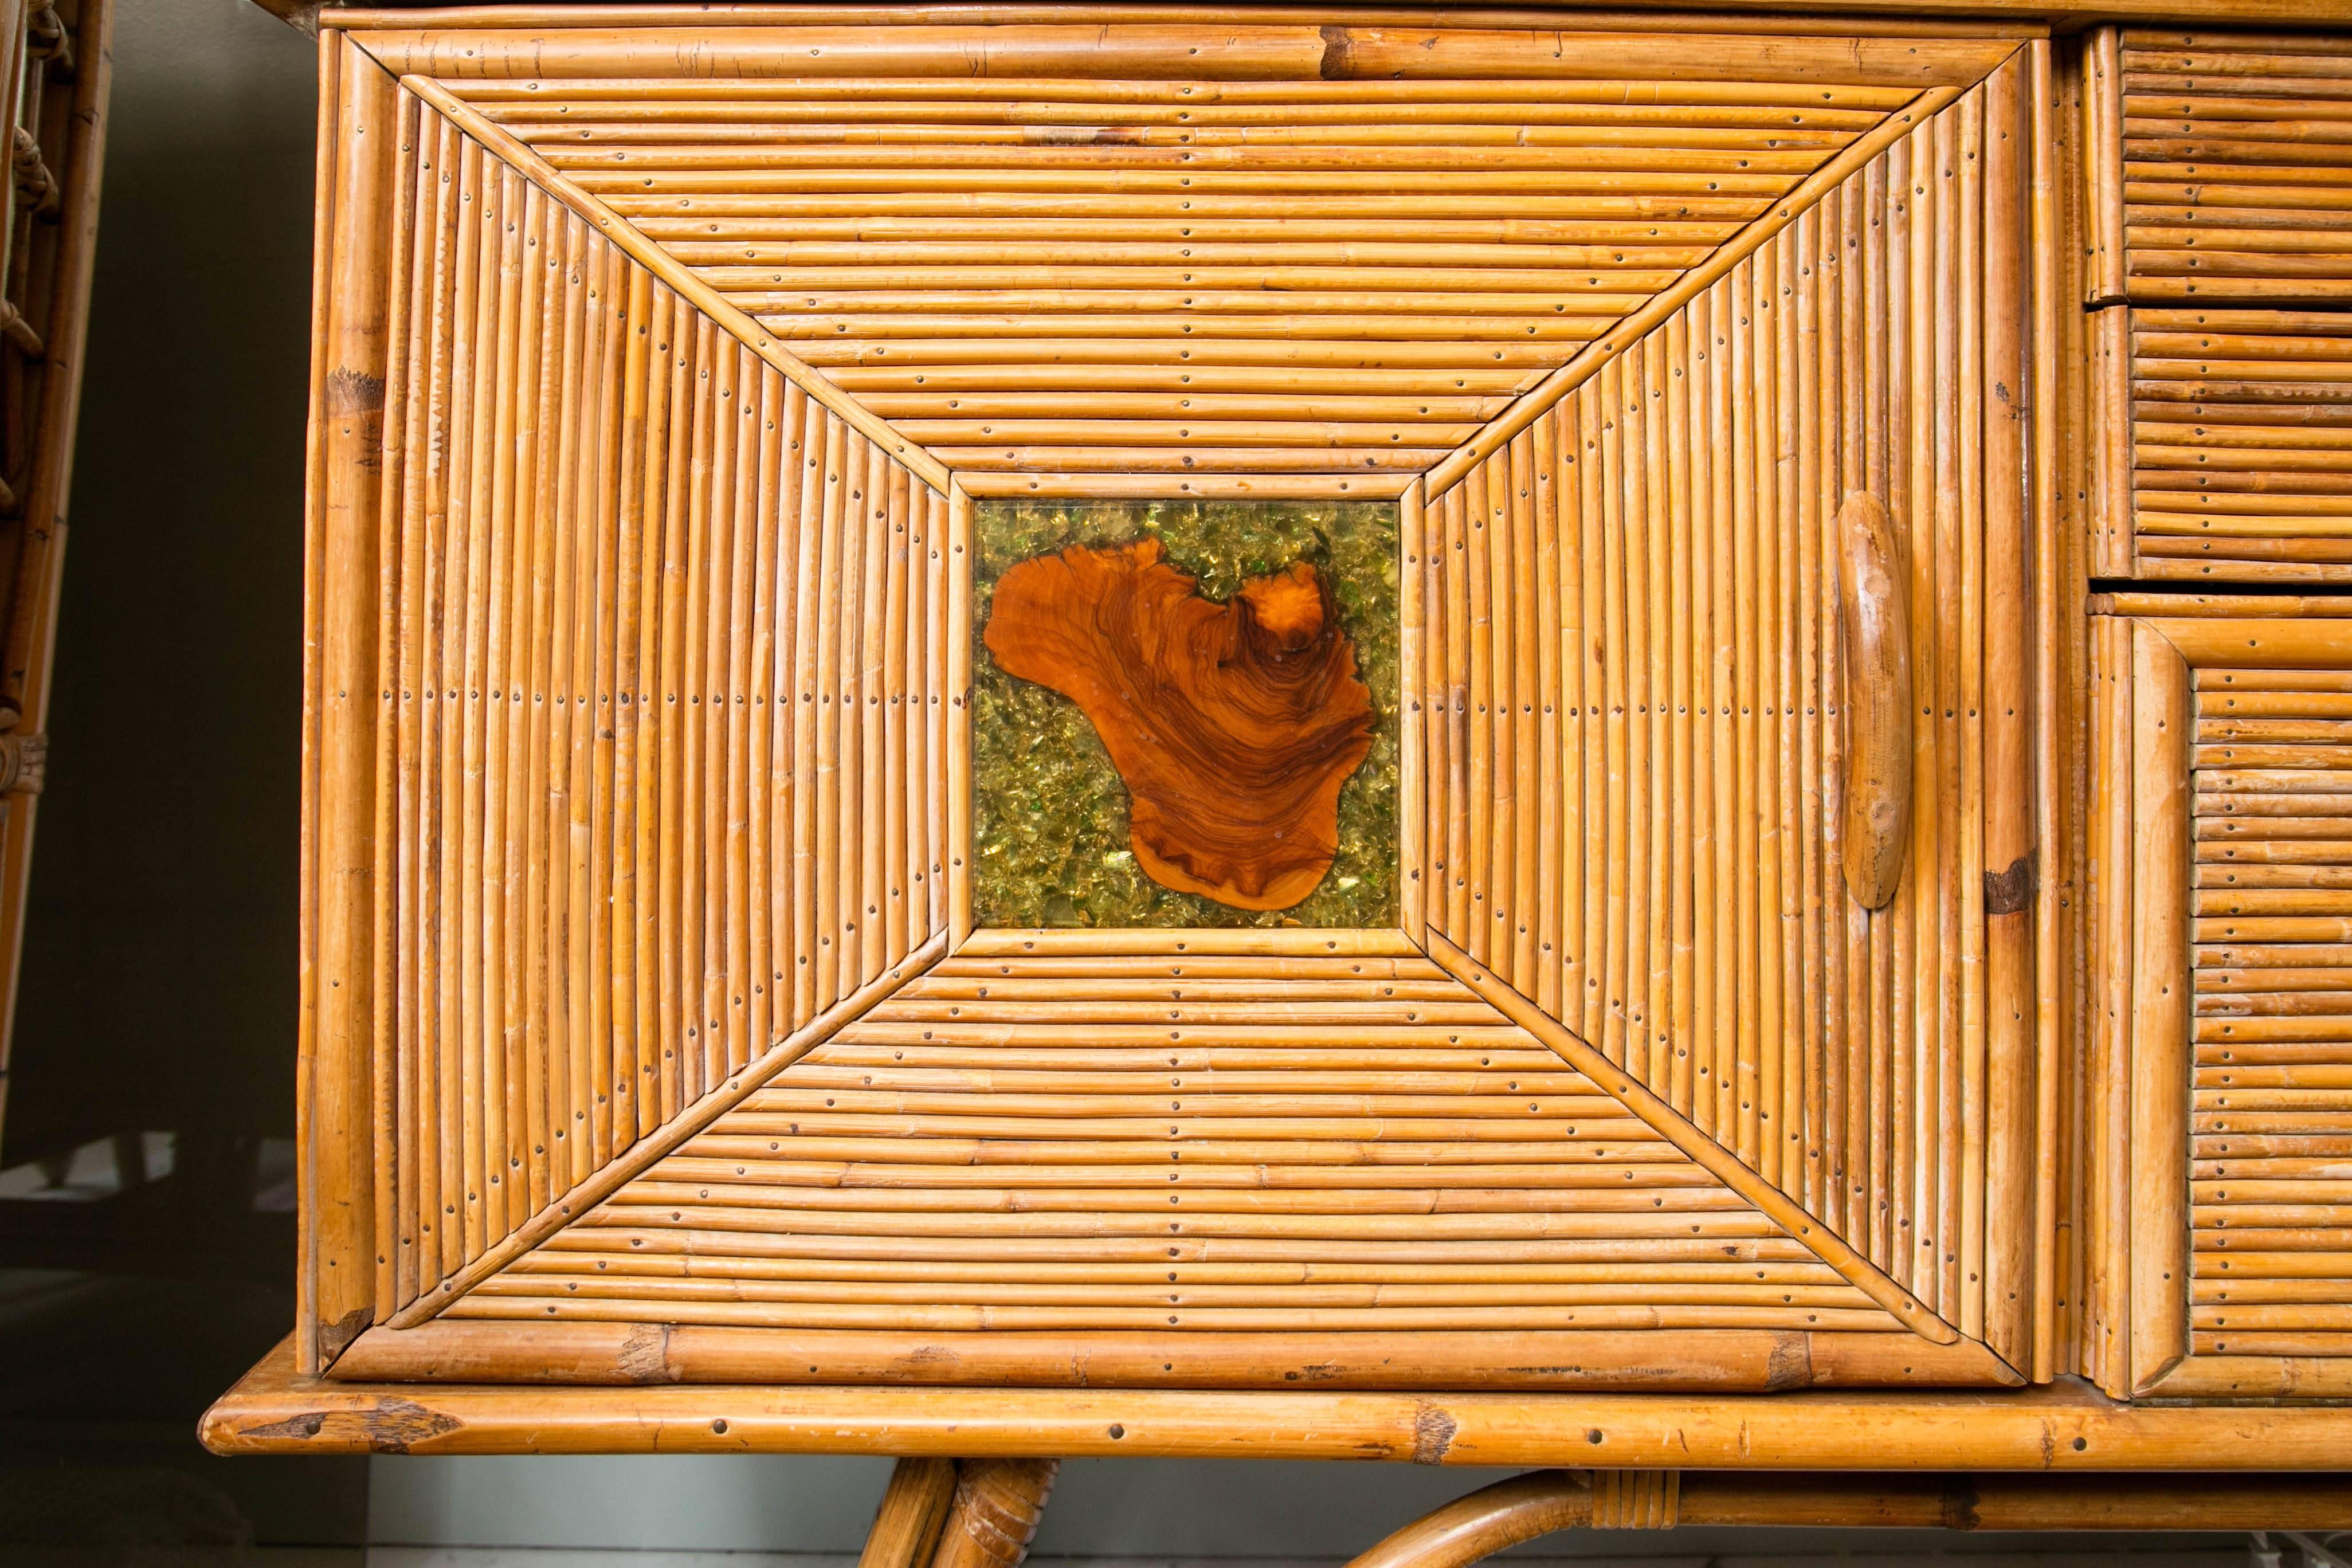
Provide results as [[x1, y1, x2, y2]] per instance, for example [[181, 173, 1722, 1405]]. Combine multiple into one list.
[[2086, 602, 2352, 1400], [296, 10, 2052, 1394]]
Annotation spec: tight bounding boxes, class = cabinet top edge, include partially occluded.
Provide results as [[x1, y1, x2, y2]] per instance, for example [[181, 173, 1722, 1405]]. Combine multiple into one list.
[[298, 2, 2352, 33], [304, 3, 2079, 37]]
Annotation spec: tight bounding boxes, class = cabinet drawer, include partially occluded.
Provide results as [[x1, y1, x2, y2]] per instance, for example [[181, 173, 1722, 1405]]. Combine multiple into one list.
[[2086, 29, 2352, 581]]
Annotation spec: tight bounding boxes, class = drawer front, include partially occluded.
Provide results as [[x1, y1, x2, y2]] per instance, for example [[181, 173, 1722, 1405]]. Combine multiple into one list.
[[297, 12, 2054, 1392], [2087, 29, 2352, 581]]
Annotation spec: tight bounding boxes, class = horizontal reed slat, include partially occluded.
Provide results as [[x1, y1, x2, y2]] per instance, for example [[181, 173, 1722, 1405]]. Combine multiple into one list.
[[2189, 668, 2352, 1357], [407, 51, 1950, 476], [448, 954, 1912, 1335]]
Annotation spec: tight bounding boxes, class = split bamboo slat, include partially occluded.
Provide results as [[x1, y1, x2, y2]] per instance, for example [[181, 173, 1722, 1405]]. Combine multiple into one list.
[[2033, 33, 2084, 1388], [2114, 30, 2352, 305], [2128, 310, 2352, 581], [433, 939, 1938, 1351], [0, 0, 108, 1144], [351, 21, 2024, 480], [1416, 67, 2034, 1341], [2080, 605, 2352, 1397], [2081, 30, 2352, 581], [370, 87, 950, 1319], [2190, 667, 2352, 1363]]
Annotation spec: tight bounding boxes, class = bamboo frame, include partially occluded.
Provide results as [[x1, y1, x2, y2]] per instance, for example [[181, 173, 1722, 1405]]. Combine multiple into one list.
[[2079, 26, 2122, 308], [303, 35, 401, 1372], [304, 5, 2245, 33], [2126, 622, 2189, 1395], [240, 0, 2352, 1436], [859, 1458, 958, 1568], [2084, 606, 2352, 1402], [328, 1318, 2015, 1389], [201, 1332, 2352, 1463]]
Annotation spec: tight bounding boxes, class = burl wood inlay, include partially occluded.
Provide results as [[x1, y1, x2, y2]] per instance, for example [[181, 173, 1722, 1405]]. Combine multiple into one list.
[[982, 538, 1375, 911]]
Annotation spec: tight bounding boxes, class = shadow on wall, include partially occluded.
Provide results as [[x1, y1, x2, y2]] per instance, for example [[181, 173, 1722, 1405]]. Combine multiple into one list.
[[363, 1453, 2276, 1564], [0, 0, 367, 1558]]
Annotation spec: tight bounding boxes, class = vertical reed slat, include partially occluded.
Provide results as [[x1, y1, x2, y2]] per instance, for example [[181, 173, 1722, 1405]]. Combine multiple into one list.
[[1532, 418, 1562, 1021], [1982, 50, 2033, 1369], [1955, 80, 1990, 1343], [370, 87, 423, 1316], [1398, 477, 1426, 943], [943, 477, 972, 949], [1510, 433, 1541, 990], [1664, 310, 1695, 1122], [881, 450, 910, 974], [790, 406, 826, 1025], [856, 436, 887, 985]]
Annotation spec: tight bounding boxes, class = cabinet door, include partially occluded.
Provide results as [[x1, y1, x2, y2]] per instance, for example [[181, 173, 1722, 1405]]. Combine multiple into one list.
[[297, 14, 2053, 1391], [2087, 604, 2352, 1398], [2077, 28, 2352, 1400]]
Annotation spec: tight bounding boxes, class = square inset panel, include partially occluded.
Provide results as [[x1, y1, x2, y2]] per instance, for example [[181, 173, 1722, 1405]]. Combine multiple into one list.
[[971, 498, 1398, 928]]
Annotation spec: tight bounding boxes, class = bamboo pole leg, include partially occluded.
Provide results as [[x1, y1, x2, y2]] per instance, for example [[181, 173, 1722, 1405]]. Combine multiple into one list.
[[859, 1458, 959, 1568], [930, 1459, 1060, 1568]]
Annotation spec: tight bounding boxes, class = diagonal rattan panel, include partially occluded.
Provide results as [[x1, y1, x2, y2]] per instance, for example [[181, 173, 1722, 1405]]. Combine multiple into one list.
[[379, 17, 2031, 479], [1411, 65, 2035, 1354], [449, 936, 1925, 1343], [377, 91, 952, 1321]]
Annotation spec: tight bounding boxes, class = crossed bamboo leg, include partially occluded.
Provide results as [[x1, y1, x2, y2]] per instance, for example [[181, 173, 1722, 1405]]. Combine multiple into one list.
[[859, 1458, 1060, 1568], [856, 1461, 2352, 1568]]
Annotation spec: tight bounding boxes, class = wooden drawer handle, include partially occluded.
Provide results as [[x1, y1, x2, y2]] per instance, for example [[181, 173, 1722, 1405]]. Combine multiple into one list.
[[1837, 491, 1911, 910]]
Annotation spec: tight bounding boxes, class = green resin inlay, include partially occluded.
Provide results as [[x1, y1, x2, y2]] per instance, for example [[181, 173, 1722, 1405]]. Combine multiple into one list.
[[971, 497, 1399, 930]]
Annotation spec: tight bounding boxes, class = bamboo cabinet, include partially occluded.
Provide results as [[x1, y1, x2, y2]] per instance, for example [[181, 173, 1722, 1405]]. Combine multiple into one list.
[[204, 0, 2352, 1509]]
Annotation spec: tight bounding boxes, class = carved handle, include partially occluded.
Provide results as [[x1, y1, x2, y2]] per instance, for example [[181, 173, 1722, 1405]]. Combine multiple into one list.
[[1837, 492, 1912, 910]]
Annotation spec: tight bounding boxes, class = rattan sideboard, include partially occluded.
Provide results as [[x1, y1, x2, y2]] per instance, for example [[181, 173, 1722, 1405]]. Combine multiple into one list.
[[203, 0, 2352, 1542]]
